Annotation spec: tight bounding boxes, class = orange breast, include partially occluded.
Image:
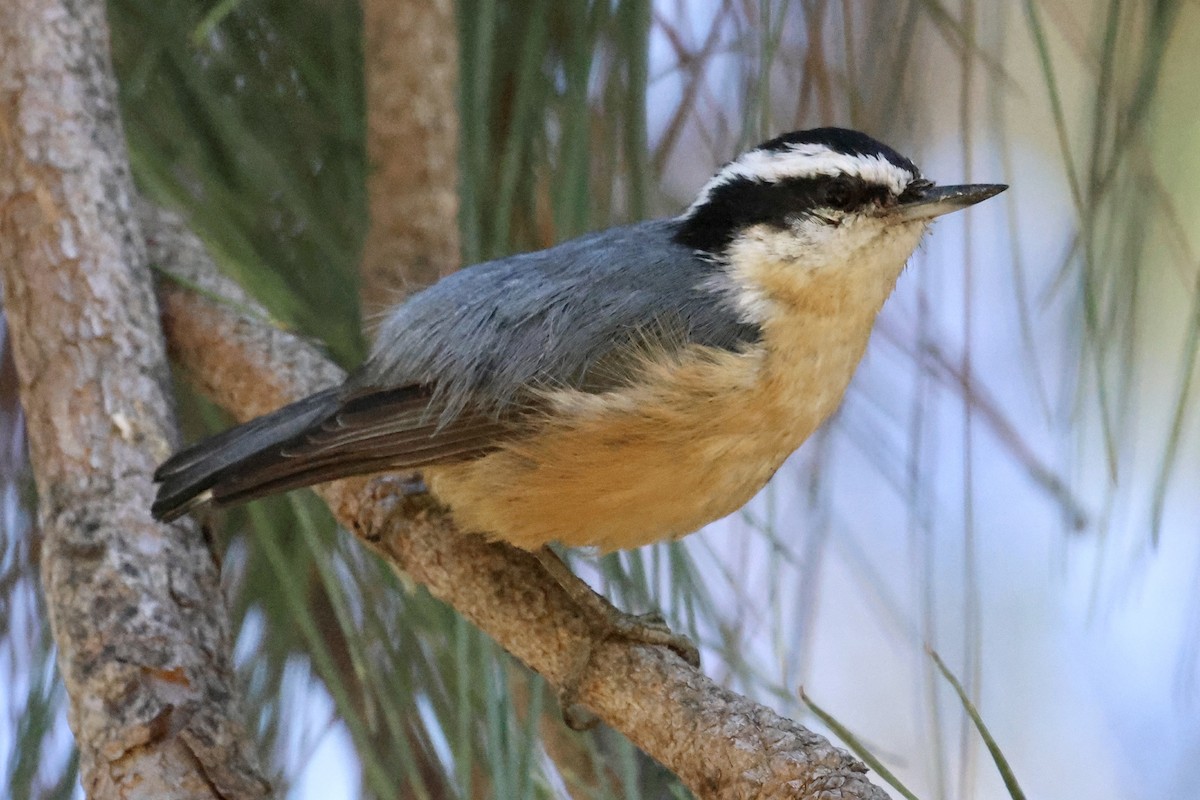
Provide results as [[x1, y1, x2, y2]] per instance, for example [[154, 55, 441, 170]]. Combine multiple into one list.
[[425, 244, 905, 552], [426, 347, 790, 551]]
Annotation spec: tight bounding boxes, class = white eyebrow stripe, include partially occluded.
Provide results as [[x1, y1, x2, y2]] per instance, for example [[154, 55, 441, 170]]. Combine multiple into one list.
[[684, 143, 918, 216]]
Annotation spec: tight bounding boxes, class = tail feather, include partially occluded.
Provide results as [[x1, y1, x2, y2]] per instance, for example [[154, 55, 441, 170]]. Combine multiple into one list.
[[151, 389, 342, 521], [152, 383, 508, 522]]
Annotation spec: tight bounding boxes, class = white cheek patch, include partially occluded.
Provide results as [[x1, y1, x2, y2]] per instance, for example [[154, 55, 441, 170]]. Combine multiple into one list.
[[704, 215, 929, 325], [699, 266, 776, 326], [686, 143, 916, 216]]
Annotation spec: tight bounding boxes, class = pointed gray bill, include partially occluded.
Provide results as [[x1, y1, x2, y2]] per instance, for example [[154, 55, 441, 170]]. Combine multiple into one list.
[[890, 183, 1007, 221]]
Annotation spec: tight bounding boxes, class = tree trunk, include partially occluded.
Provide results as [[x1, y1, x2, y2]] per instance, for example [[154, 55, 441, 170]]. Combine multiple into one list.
[[0, 0, 270, 796]]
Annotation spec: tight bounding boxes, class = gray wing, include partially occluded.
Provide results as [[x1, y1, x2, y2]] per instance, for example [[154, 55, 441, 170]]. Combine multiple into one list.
[[359, 218, 761, 418], [151, 218, 759, 519]]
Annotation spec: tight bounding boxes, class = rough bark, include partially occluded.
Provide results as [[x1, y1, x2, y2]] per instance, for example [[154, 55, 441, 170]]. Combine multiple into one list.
[[0, 1, 271, 797], [146, 201, 891, 800], [359, 0, 461, 318]]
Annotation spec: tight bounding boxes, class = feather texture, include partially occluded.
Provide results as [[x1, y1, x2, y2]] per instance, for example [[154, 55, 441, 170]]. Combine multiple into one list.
[[359, 218, 761, 419]]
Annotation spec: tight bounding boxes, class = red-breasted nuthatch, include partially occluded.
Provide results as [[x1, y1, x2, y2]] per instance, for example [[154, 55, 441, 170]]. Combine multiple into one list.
[[153, 128, 1004, 555]]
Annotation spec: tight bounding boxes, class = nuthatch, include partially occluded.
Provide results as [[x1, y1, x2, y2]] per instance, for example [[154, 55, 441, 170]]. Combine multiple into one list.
[[154, 128, 1003, 551]]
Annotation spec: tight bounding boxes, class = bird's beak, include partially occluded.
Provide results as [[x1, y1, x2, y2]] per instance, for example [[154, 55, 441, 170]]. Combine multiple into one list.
[[891, 183, 1007, 221]]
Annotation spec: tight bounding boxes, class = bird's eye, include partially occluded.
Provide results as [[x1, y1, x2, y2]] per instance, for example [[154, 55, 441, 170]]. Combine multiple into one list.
[[823, 180, 857, 210]]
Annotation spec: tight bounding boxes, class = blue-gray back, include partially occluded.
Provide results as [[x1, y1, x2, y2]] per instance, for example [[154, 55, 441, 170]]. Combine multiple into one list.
[[357, 218, 761, 421]]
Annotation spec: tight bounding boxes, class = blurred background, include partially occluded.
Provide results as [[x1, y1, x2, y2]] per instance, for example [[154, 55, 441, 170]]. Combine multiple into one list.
[[2, 0, 1199, 798]]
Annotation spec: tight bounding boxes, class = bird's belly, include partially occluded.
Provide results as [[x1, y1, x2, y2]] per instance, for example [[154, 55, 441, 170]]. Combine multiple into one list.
[[423, 343, 850, 552], [427, 416, 792, 552], [422, 243, 899, 551]]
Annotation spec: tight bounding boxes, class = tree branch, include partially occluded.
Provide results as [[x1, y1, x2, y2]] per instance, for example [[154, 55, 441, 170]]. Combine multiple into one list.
[[0, 0, 270, 797], [145, 200, 891, 800], [359, 0, 461, 317]]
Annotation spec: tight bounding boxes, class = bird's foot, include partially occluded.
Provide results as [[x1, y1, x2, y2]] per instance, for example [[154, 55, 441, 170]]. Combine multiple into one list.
[[600, 609, 700, 667], [534, 547, 700, 730]]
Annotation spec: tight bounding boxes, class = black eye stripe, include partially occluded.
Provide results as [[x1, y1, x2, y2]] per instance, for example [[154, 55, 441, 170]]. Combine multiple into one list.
[[673, 127, 924, 255], [823, 178, 860, 209], [824, 183, 853, 208], [674, 174, 899, 253]]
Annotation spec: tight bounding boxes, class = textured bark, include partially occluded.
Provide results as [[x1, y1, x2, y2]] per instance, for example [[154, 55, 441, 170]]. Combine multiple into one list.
[[0, 1, 271, 797], [359, 0, 461, 318], [146, 202, 891, 800]]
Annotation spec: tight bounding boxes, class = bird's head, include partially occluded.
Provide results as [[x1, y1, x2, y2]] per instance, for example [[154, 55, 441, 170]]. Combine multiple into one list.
[[674, 128, 1005, 279]]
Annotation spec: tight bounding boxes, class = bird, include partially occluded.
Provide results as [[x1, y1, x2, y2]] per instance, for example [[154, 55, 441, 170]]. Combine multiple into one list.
[[153, 127, 1003, 552]]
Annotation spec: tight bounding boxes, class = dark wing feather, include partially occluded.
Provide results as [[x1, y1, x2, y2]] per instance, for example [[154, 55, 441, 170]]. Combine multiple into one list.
[[152, 384, 522, 521], [208, 386, 518, 507]]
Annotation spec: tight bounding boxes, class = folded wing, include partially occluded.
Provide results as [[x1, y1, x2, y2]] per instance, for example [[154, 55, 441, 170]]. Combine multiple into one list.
[[151, 384, 516, 521]]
